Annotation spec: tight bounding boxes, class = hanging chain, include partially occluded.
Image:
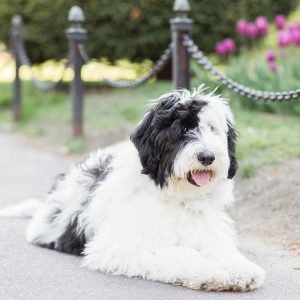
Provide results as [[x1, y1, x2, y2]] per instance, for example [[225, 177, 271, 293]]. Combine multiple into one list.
[[104, 43, 172, 88], [183, 35, 300, 101], [15, 39, 69, 90]]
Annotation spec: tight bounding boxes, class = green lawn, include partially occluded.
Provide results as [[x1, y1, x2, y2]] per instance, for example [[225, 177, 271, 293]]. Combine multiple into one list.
[[1, 80, 300, 177]]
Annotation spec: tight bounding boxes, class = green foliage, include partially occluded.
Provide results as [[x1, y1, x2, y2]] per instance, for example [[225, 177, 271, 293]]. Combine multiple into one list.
[[0, 82, 12, 107], [225, 48, 300, 116], [240, 164, 256, 178], [0, 0, 297, 63], [65, 138, 87, 154]]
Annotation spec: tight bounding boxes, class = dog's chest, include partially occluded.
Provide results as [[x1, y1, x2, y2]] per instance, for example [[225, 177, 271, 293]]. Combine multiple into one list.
[[161, 203, 222, 250]]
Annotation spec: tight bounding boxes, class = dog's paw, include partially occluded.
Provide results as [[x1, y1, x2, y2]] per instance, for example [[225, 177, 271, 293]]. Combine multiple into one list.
[[224, 262, 266, 292], [175, 270, 233, 292], [176, 262, 265, 292]]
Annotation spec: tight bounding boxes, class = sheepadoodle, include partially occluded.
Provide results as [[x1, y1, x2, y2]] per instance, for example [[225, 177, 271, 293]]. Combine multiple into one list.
[[0, 87, 265, 292]]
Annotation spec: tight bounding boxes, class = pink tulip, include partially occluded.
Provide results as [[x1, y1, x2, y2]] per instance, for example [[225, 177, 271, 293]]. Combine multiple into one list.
[[296, 21, 300, 31], [287, 23, 297, 33], [275, 15, 286, 30], [278, 31, 290, 48], [255, 16, 268, 37], [215, 42, 227, 56], [265, 50, 276, 62], [268, 61, 277, 73], [291, 30, 300, 46], [236, 19, 247, 36], [245, 23, 258, 39], [223, 38, 236, 53]]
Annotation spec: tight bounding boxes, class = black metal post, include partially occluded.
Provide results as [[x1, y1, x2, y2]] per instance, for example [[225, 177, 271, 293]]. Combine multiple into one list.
[[11, 14, 23, 121], [67, 6, 86, 138], [170, 0, 193, 90]]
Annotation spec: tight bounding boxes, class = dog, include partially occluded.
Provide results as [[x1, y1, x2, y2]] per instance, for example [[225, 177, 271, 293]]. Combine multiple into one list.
[[0, 87, 265, 292]]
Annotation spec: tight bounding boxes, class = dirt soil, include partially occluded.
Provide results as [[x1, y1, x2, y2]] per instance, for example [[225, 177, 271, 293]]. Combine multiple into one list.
[[232, 159, 300, 256]]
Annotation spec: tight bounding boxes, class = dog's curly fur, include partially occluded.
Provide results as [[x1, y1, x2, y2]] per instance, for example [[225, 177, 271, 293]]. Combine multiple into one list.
[[0, 87, 265, 291]]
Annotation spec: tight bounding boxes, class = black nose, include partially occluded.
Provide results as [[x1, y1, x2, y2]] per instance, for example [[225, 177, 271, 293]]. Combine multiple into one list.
[[197, 151, 215, 166]]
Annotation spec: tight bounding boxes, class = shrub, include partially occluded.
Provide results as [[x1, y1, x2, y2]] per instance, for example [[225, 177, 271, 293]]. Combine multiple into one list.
[[0, 0, 297, 63]]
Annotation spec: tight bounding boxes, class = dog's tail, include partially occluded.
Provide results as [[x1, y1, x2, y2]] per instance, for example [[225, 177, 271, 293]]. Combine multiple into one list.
[[0, 198, 42, 219]]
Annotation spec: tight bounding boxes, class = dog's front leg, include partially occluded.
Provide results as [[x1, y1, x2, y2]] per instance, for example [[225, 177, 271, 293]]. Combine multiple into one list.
[[206, 244, 266, 291], [83, 244, 235, 291]]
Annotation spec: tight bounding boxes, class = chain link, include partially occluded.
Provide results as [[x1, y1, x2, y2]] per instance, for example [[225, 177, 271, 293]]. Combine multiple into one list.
[[104, 44, 172, 88], [15, 39, 69, 90], [183, 35, 300, 101]]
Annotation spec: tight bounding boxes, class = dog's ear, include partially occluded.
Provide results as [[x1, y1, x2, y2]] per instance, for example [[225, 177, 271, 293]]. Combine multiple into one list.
[[130, 94, 181, 187], [227, 120, 238, 179], [130, 107, 162, 184]]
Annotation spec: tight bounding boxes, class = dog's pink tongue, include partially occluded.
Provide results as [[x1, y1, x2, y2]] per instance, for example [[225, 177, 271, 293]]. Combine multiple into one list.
[[192, 172, 210, 186]]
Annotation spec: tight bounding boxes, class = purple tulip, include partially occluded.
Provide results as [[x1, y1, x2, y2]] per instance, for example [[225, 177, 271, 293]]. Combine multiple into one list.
[[287, 23, 297, 33], [215, 42, 227, 56], [275, 15, 286, 30], [265, 50, 276, 62], [223, 38, 236, 53], [236, 19, 247, 36], [255, 16, 268, 37], [278, 31, 290, 48], [245, 23, 258, 39], [268, 61, 277, 73], [291, 30, 300, 46]]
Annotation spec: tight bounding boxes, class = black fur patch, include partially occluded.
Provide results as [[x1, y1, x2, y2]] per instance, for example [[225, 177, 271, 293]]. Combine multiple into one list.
[[131, 95, 207, 187], [35, 241, 55, 251], [84, 155, 113, 194], [227, 120, 238, 179], [35, 215, 86, 256], [55, 215, 86, 256]]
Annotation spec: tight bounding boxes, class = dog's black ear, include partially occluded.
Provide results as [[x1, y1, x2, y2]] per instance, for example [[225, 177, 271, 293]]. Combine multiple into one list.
[[130, 107, 162, 184], [130, 95, 181, 187], [227, 120, 238, 179]]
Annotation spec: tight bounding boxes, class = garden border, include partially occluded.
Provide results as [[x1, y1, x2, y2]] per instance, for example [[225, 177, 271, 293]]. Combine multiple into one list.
[[8, 0, 300, 137]]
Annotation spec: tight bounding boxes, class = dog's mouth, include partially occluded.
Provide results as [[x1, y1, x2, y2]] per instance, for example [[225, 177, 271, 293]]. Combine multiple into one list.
[[187, 170, 214, 187]]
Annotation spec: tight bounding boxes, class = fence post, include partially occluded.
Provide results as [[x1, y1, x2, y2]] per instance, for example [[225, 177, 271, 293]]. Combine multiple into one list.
[[170, 0, 193, 90], [11, 14, 23, 121], [67, 6, 86, 138]]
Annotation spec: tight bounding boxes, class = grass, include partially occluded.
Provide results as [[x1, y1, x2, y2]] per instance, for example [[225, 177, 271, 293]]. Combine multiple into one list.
[[1, 80, 300, 177]]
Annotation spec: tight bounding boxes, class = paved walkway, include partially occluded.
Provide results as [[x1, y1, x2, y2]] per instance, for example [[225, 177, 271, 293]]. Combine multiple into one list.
[[0, 132, 299, 300]]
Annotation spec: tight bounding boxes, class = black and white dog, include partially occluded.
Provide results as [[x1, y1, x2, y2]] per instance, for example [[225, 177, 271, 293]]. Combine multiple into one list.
[[0, 87, 265, 291]]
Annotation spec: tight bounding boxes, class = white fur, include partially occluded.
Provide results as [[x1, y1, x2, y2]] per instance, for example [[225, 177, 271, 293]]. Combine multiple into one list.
[[0, 198, 41, 218], [0, 88, 265, 292]]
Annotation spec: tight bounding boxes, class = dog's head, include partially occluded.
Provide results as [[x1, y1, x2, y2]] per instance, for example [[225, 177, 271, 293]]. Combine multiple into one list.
[[130, 87, 238, 189]]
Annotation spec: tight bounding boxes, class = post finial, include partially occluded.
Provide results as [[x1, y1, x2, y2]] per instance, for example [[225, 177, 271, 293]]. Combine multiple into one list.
[[173, 0, 190, 13], [11, 14, 23, 27], [68, 6, 85, 22]]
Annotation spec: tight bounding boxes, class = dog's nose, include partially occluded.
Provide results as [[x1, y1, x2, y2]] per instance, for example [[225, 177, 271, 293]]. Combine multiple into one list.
[[197, 151, 215, 166]]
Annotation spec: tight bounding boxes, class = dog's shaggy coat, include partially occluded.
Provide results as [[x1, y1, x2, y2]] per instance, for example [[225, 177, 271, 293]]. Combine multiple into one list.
[[0, 87, 265, 291]]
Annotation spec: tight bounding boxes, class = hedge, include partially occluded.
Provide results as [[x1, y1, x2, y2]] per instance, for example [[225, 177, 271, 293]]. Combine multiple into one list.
[[0, 0, 297, 63]]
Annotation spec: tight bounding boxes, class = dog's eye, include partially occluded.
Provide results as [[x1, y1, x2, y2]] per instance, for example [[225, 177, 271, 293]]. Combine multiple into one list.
[[183, 127, 188, 133]]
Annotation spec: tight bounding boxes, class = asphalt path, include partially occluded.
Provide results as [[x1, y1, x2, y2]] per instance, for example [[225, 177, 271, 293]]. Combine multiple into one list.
[[0, 133, 299, 300]]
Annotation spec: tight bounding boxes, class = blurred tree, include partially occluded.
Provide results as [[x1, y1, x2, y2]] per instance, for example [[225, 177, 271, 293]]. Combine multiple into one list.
[[0, 0, 297, 63]]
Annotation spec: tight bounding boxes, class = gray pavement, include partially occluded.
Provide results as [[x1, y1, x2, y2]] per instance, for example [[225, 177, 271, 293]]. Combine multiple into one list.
[[0, 132, 299, 300]]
